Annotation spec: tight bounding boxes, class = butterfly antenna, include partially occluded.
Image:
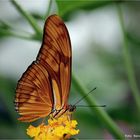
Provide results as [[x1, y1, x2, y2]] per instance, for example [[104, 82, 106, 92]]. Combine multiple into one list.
[[74, 87, 97, 106], [76, 105, 106, 107]]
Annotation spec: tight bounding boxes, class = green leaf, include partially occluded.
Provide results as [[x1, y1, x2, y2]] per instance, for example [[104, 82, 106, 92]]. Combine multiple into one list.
[[56, 0, 113, 19]]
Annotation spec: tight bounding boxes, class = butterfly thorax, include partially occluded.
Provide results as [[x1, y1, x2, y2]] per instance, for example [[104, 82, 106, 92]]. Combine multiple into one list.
[[67, 104, 76, 112], [52, 104, 76, 118]]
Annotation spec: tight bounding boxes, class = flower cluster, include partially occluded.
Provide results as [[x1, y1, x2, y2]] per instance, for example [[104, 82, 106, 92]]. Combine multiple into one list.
[[27, 113, 79, 140]]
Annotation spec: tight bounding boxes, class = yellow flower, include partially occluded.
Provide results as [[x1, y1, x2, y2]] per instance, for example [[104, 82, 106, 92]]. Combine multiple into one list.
[[27, 125, 40, 137], [26, 113, 79, 140]]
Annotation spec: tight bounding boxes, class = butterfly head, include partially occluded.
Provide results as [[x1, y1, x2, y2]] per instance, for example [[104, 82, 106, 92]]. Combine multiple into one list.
[[68, 104, 76, 112]]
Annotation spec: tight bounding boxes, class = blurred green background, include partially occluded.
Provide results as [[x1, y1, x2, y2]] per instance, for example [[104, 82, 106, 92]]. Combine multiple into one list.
[[0, 0, 140, 139]]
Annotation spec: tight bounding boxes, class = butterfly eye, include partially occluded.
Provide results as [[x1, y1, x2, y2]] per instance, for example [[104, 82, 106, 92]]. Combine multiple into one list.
[[51, 108, 56, 113]]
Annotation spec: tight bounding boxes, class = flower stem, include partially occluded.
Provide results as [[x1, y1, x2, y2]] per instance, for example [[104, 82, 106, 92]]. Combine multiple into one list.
[[117, 4, 140, 113], [11, 0, 42, 36], [72, 74, 124, 139]]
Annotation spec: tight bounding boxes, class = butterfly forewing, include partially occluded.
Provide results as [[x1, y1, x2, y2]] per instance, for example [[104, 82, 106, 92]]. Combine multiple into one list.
[[15, 15, 72, 122], [37, 15, 71, 110]]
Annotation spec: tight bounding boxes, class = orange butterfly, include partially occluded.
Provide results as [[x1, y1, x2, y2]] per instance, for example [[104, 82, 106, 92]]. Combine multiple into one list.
[[15, 15, 75, 122]]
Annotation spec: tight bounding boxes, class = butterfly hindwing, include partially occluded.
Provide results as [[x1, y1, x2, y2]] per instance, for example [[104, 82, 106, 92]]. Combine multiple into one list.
[[15, 62, 53, 122]]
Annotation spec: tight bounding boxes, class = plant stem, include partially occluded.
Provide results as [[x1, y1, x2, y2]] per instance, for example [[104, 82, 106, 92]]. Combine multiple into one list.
[[11, 0, 42, 36], [72, 74, 124, 139], [0, 28, 34, 40], [117, 4, 140, 113], [44, 0, 53, 18]]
